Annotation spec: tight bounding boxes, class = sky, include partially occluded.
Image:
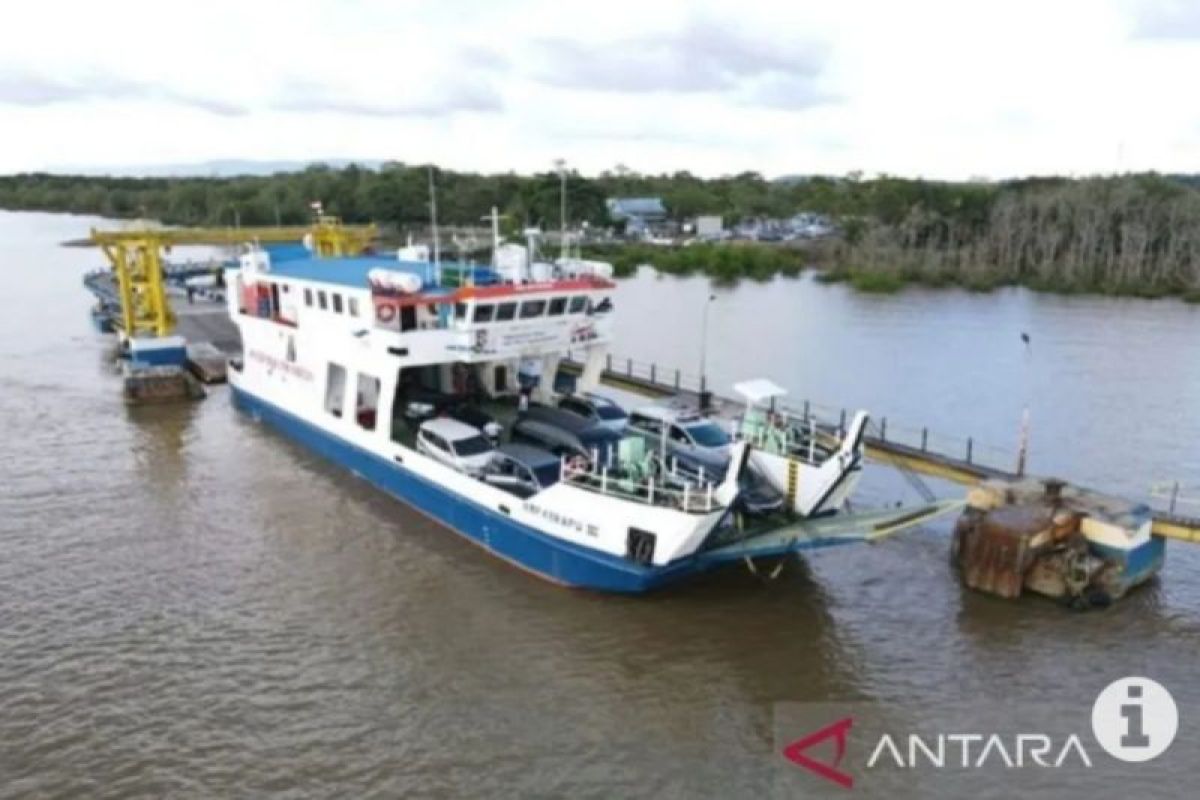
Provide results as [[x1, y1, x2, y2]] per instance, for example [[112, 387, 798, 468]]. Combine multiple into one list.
[[1, 0, 1199, 179]]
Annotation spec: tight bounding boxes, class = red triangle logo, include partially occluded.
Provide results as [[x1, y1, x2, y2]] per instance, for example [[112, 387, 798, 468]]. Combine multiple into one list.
[[782, 716, 854, 789]]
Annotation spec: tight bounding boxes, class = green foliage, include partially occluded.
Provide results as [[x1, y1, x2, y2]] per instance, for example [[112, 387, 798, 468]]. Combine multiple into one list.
[[4, 165, 1200, 298], [582, 242, 807, 284]]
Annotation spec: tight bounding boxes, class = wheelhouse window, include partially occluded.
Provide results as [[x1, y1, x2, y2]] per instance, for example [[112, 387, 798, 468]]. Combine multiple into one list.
[[567, 296, 587, 314], [318, 291, 328, 310], [324, 363, 347, 418], [474, 304, 495, 323], [548, 297, 567, 316], [304, 288, 313, 307], [455, 302, 469, 321], [519, 300, 547, 319], [332, 293, 344, 314], [496, 302, 517, 322]]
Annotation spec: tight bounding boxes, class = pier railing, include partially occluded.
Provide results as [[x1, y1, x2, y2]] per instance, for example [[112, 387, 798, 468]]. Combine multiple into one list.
[[563, 350, 1018, 478]]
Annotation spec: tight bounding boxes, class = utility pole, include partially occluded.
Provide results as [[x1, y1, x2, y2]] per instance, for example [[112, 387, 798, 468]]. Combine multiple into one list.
[[698, 293, 716, 411], [554, 158, 567, 260]]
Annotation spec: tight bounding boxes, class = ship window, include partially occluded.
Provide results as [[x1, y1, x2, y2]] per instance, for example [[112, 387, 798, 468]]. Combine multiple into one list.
[[348, 297, 359, 317], [496, 302, 517, 322], [568, 296, 587, 313], [304, 288, 313, 307], [520, 300, 547, 319], [324, 363, 347, 418], [548, 297, 567, 316], [318, 291, 328, 310], [455, 302, 468, 320], [332, 293, 344, 314], [355, 373, 380, 431], [474, 304, 495, 323], [282, 284, 290, 293]]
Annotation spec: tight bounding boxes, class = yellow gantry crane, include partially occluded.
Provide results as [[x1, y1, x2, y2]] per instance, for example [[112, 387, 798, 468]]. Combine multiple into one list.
[[90, 215, 377, 338]]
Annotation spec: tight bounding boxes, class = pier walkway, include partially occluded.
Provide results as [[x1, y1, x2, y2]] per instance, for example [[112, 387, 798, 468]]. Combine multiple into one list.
[[561, 351, 1200, 543]]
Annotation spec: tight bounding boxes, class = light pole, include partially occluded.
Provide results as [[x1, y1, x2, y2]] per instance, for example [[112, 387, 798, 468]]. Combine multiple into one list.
[[698, 293, 716, 410], [553, 158, 568, 260], [1016, 331, 1032, 476]]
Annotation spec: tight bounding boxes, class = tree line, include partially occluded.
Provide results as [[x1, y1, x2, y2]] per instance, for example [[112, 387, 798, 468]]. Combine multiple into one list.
[[830, 174, 1200, 298], [0, 162, 1005, 231], [1, 164, 1197, 297]]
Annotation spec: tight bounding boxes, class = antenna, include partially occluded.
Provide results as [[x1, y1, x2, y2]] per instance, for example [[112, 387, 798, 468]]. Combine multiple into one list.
[[480, 206, 503, 266]]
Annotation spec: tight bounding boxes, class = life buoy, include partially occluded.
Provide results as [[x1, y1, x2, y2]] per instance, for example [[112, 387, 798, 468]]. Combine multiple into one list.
[[375, 302, 397, 323]]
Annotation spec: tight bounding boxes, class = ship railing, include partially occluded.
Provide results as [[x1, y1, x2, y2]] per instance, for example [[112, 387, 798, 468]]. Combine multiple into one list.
[[560, 456, 719, 513]]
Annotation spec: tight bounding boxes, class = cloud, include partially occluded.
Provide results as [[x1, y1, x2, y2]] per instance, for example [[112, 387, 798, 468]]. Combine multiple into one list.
[[1130, 0, 1200, 38], [738, 73, 838, 111], [269, 78, 503, 117], [528, 18, 833, 109], [0, 68, 246, 115]]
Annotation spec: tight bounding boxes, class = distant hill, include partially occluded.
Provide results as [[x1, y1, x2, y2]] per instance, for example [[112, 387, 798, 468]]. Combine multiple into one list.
[[51, 158, 386, 178]]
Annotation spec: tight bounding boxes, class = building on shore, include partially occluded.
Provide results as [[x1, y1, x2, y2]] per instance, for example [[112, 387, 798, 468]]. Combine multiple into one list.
[[606, 197, 668, 237]]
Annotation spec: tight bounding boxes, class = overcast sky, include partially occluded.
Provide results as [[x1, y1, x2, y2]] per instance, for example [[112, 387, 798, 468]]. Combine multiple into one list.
[[1, 0, 1198, 178]]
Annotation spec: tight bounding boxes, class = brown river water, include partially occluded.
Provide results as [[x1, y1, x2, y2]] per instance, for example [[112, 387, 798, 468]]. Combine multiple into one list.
[[1, 211, 1198, 798]]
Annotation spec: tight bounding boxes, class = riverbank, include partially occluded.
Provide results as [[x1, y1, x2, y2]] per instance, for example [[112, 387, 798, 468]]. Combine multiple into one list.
[[587, 240, 1200, 302]]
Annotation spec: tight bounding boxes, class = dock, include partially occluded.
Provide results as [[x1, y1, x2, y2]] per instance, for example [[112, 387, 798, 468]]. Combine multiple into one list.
[[80, 239, 1199, 604], [559, 350, 1200, 544]]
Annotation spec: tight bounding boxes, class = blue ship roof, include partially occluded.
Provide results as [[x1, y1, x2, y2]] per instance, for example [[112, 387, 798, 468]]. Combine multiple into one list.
[[262, 250, 500, 291]]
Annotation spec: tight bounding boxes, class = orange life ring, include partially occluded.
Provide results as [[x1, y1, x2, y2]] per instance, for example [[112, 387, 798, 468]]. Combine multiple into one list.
[[375, 302, 397, 323]]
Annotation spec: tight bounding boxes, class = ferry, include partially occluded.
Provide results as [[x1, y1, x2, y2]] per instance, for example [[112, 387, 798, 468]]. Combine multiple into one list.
[[225, 233, 958, 592]]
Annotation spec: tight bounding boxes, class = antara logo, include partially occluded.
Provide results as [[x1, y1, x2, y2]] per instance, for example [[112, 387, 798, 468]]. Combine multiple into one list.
[[780, 677, 1178, 790], [782, 717, 854, 789]]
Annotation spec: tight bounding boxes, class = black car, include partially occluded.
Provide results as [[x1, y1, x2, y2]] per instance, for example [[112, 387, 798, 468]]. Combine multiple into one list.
[[511, 406, 621, 465]]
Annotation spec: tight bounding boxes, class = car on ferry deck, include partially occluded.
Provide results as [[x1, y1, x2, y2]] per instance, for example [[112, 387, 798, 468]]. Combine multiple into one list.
[[447, 403, 504, 443], [628, 405, 733, 464], [482, 443, 562, 498], [511, 406, 621, 467], [416, 417, 496, 476], [556, 392, 629, 433]]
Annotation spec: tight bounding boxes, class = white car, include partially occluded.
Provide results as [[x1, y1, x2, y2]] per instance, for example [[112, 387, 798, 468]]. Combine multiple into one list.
[[416, 417, 496, 476]]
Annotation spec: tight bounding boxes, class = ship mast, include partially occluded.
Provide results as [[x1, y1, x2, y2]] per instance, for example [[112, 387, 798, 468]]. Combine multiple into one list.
[[428, 165, 441, 283]]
